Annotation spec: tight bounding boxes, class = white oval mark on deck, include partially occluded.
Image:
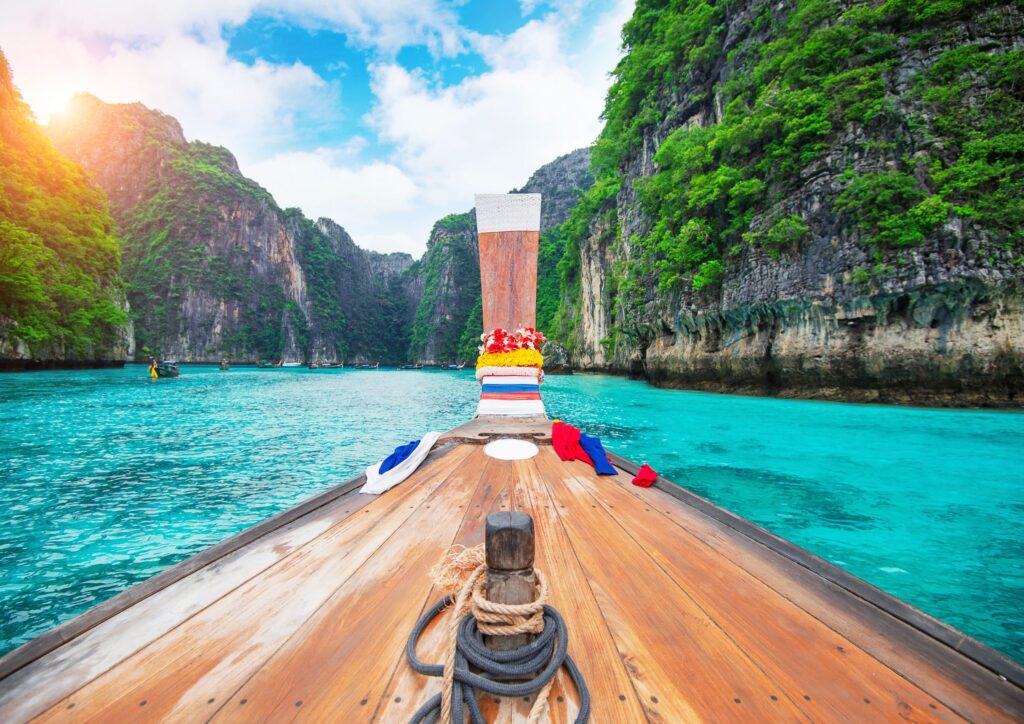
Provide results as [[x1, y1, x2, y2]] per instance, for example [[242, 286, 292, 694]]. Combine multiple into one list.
[[484, 439, 539, 460]]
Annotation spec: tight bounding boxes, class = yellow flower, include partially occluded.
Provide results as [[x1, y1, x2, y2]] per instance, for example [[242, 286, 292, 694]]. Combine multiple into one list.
[[476, 349, 544, 369]]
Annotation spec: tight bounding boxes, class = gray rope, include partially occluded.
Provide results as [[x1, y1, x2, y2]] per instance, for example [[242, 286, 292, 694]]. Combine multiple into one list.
[[406, 596, 591, 723]]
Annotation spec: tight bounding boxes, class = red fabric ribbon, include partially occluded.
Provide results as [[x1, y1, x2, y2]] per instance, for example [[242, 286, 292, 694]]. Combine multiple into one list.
[[631, 463, 658, 488], [551, 420, 588, 464]]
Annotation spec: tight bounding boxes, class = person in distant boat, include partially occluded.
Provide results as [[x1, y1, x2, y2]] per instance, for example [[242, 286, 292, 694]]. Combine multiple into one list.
[[149, 357, 158, 379]]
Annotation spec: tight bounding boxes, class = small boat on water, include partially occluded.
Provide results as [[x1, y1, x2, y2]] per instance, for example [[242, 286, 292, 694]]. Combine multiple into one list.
[[218, 359, 230, 371], [399, 363, 423, 370], [444, 362, 466, 370], [281, 361, 302, 367], [255, 360, 273, 368], [155, 360, 179, 378], [356, 362, 380, 369]]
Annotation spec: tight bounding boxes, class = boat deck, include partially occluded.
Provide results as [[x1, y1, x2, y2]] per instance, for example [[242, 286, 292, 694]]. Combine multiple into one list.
[[0, 433, 1022, 722]]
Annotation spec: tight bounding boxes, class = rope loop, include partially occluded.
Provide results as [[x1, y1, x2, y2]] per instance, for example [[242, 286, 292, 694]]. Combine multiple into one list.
[[406, 544, 590, 723]]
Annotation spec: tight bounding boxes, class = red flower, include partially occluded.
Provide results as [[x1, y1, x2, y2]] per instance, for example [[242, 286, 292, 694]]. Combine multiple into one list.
[[479, 327, 548, 354]]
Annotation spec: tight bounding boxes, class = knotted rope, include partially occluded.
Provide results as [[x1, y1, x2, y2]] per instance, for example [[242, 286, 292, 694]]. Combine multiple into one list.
[[406, 544, 590, 723]]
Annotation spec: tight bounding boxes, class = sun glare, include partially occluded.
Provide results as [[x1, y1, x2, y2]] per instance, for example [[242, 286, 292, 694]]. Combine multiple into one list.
[[31, 90, 74, 126]]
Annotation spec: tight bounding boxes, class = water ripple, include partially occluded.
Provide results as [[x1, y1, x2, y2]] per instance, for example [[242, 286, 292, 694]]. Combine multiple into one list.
[[0, 366, 1022, 663]]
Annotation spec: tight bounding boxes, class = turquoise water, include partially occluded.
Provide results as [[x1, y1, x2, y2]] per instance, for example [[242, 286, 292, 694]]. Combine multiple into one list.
[[0, 366, 1021, 663]]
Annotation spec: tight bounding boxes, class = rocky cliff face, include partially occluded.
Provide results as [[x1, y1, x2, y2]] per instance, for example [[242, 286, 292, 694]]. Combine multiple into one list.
[[407, 149, 594, 364], [48, 95, 410, 364], [561, 0, 1024, 405], [520, 149, 593, 234], [300, 217, 414, 363]]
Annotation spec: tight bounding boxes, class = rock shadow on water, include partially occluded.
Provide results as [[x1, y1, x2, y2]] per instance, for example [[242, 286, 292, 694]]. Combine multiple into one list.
[[680, 465, 877, 532], [695, 441, 729, 455]]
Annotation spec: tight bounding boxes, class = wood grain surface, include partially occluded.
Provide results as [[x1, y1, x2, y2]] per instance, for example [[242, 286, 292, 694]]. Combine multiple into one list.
[[3, 440, 1021, 723], [478, 230, 539, 332]]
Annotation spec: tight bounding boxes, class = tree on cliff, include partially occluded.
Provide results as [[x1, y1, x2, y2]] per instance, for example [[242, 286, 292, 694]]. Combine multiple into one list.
[[0, 50, 128, 359]]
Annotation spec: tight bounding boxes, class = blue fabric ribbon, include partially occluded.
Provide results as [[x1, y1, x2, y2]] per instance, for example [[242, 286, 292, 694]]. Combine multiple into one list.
[[579, 433, 617, 475], [480, 384, 539, 393], [379, 439, 420, 474]]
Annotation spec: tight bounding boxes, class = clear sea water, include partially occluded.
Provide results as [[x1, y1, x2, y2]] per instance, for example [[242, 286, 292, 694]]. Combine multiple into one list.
[[0, 366, 1021, 663]]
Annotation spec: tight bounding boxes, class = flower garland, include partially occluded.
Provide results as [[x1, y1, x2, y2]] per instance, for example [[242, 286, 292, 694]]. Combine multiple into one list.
[[475, 327, 546, 369], [478, 327, 546, 354], [476, 349, 544, 369]]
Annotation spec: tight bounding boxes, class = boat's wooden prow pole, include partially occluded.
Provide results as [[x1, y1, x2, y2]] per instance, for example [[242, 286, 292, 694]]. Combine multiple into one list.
[[475, 194, 542, 331], [484, 511, 537, 651]]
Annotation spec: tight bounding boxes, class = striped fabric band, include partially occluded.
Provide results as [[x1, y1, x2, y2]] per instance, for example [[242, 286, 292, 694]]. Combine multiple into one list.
[[475, 366, 540, 381], [476, 398, 546, 416], [481, 384, 539, 393], [480, 375, 540, 387], [480, 392, 542, 401]]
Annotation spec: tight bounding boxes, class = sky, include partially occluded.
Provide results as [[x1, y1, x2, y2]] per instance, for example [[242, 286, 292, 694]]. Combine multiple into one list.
[[0, 0, 633, 255]]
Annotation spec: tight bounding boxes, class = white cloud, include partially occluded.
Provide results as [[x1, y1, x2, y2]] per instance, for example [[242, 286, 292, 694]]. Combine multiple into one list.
[[244, 149, 421, 253], [254, 0, 633, 254], [0, 0, 633, 255], [352, 1, 633, 252]]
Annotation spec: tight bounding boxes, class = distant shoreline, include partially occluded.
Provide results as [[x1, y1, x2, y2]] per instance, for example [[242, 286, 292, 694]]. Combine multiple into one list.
[[0, 360, 126, 372], [2, 360, 1019, 409]]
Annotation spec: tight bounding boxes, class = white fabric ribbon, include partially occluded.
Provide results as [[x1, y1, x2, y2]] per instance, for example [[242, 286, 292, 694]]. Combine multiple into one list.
[[360, 431, 442, 495]]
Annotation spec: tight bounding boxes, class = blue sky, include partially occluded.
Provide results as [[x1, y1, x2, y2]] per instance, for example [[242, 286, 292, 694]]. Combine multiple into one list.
[[0, 0, 632, 254]]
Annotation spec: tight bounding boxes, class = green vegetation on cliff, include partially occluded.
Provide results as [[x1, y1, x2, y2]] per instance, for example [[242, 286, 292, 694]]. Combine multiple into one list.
[[408, 212, 480, 363], [561, 0, 1023, 304], [118, 136, 286, 358], [0, 51, 127, 357]]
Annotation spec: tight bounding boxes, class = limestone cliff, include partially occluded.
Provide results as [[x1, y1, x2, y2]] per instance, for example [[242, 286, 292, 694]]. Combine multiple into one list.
[[48, 95, 409, 364], [407, 149, 594, 364], [558, 0, 1024, 405]]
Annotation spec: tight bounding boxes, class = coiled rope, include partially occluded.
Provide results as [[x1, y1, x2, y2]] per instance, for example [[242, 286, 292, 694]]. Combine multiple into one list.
[[406, 545, 590, 723]]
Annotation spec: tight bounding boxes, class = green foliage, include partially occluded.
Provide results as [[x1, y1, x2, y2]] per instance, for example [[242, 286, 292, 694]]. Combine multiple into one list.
[[559, 0, 1022, 312], [692, 259, 725, 290], [744, 214, 811, 257], [455, 295, 483, 363], [536, 227, 564, 334], [0, 51, 128, 357], [835, 171, 951, 247], [118, 136, 290, 358], [407, 213, 480, 362], [919, 46, 1024, 237]]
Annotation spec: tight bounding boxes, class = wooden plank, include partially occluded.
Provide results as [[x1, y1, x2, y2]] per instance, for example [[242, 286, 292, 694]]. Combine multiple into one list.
[[440, 415, 551, 445], [0, 485, 372, 723], [564, 459, 963, 722], [470, 461, 569, 724], [533, 450, 807, 722], [33, 445, 475, 723], [607, 451, 1024, 691], [605, 456, 1024, 722], [208, 448, 490, 722], [372, 455, 537, 722], [478, 229, 539, 331], [512, 457, 647, 723], [0, 442, 453, 685]]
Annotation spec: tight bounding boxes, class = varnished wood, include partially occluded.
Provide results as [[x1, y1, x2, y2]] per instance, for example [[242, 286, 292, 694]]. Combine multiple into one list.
[[441, 415, 550, 444], [485, 512, 537, 650], [29, 446, 477, 723], [1, 436, 1021, 722], [478, 230, 539, 332], [557, 455, 962, 721], [605, 454, 1024, 722], [511, 458, 647, 722]]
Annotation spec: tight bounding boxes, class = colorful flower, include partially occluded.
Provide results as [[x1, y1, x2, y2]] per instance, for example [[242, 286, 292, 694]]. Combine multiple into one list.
[[476, 349, 544, 369]]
